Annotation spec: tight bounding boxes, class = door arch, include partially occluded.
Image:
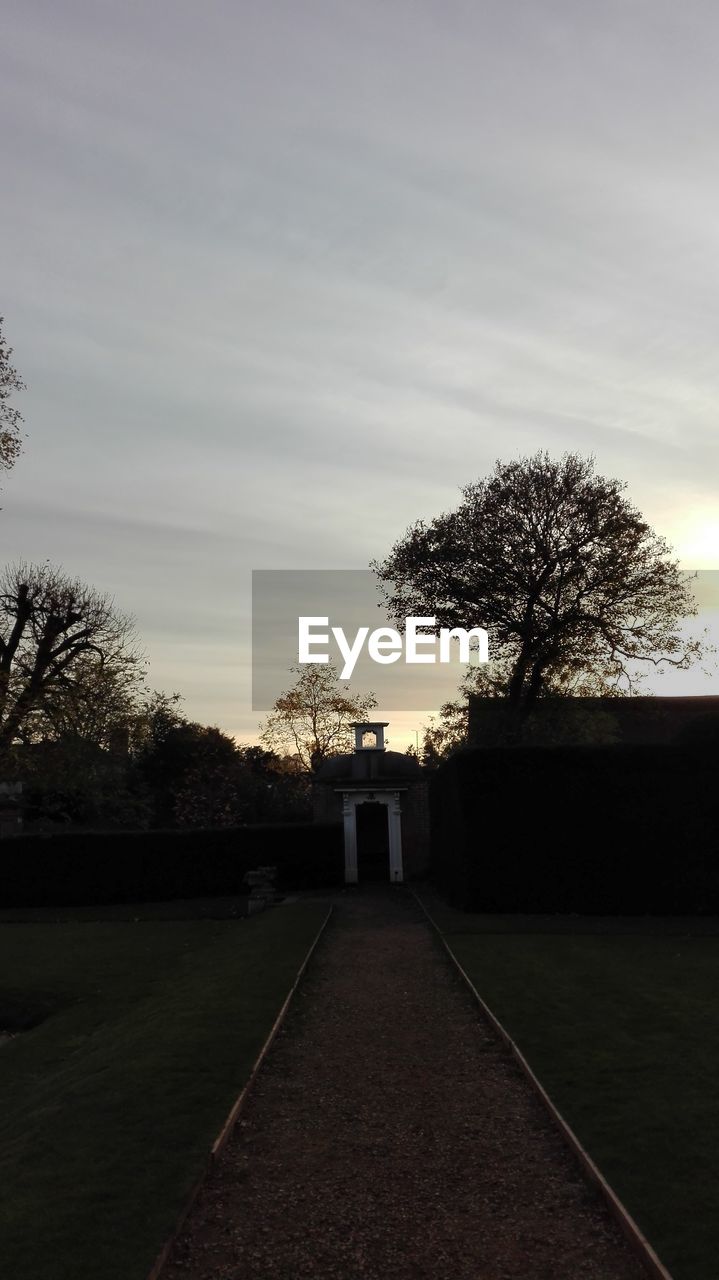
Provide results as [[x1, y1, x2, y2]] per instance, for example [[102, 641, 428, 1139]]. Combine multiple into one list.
[[340, 790, 404, 884]]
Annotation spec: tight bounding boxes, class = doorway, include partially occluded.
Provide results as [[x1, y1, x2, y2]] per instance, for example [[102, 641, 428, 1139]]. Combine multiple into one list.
[[355, 801, 390, 881]]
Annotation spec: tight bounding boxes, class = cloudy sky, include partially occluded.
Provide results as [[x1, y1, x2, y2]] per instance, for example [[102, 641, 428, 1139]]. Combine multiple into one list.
[[2, 0, 719, 746]]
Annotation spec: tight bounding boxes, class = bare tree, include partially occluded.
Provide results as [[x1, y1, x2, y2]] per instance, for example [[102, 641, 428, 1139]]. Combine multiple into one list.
[[0, 563, 141, 754], [0, 317, 25, 474], [374, 452, 704, 734], [260, 663, 377, 771]]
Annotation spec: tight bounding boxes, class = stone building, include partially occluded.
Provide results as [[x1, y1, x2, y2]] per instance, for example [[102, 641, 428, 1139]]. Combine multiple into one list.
[[313, 722, 429, 884]]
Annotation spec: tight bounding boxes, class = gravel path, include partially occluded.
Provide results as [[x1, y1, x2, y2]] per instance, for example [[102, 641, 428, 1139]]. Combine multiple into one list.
[[161, 888, 650, 1280]]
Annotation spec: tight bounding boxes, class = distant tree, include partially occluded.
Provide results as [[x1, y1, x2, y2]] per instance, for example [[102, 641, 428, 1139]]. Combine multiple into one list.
[[171, 746, 311, 828], [420, 694, 471, 768], [133, 712, 239, 826], [260, 663, 377, 771], [0, 317, 25, 474], [234, 745, 312, 821], [171, 759, 252, 828], [0, 562, 140, 756], [374, 452, 703, 738], [8, 658, 150, 829], [132, 705, 312, 827], [128, 689, 184, 755], [16, 735, 150, 830]]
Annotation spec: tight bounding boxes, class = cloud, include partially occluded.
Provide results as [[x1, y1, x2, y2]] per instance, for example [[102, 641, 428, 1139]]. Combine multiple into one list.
[[2, 0, 719, 742]]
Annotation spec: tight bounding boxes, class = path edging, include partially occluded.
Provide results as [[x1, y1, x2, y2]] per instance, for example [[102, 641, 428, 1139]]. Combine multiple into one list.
[[413, 891, 674, 1280], [146, 903, 334, 1280]]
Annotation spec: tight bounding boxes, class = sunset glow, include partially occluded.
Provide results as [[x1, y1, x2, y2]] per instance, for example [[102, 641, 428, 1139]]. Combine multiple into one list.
[[671, 515, 719, 569]]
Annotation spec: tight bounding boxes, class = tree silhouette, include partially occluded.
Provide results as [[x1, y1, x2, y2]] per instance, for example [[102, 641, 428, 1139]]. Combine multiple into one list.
[[0, 562, 140, 754], [374, 452, 703, 733], [260, 663, 376, 771]]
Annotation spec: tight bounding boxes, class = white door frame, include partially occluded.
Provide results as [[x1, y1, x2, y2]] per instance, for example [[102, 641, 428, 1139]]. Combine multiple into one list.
[[339, 790, 404, 884]]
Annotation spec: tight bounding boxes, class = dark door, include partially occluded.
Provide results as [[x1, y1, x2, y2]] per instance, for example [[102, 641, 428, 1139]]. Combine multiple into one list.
[[355, 801, 390, 881]]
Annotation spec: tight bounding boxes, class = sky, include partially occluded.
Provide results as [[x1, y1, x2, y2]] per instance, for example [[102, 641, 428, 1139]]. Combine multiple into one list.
[[2, 0, 719, 748]]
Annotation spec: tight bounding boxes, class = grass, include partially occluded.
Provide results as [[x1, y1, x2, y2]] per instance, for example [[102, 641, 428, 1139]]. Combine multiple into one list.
[[0, 899, 329, 1280], [0, 894, 251, 924], [424, 894, 719, 1280]]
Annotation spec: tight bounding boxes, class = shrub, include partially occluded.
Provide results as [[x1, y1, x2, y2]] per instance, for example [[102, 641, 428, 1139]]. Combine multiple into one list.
[[0, 822, 343, 907], [430, 745, 719, 913]]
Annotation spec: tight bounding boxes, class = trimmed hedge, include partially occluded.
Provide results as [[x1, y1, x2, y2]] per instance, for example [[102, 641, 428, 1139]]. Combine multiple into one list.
[[430, 745, 719, 914], [0, 822, 343, 908]]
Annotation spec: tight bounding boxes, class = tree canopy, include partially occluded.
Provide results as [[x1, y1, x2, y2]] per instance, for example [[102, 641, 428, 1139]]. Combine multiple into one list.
[[0, 562, 141, 755], [374, 452, 702, 731], [260, 663, 377, 771]]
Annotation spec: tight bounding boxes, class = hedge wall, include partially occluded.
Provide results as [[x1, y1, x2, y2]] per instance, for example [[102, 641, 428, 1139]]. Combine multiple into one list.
[[0, 822, 343, 908], [430, 745, 719, 914]]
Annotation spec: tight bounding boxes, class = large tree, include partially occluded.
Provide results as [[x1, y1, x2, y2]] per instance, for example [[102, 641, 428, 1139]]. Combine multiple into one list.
[[374, 452, 702, 732], [0, 562, 141, 754], [0, 317, 25, 474], [260, 663, 377, 771]]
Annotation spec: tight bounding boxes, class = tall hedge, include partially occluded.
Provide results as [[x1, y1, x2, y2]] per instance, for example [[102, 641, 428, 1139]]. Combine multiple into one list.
[[430, 745, 719, 914], [0, 822, 343, 908]]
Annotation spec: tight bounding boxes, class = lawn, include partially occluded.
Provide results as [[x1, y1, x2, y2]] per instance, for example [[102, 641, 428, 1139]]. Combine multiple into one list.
[[0, 899, 329, 1280], [424, 896, 719, 1280]]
